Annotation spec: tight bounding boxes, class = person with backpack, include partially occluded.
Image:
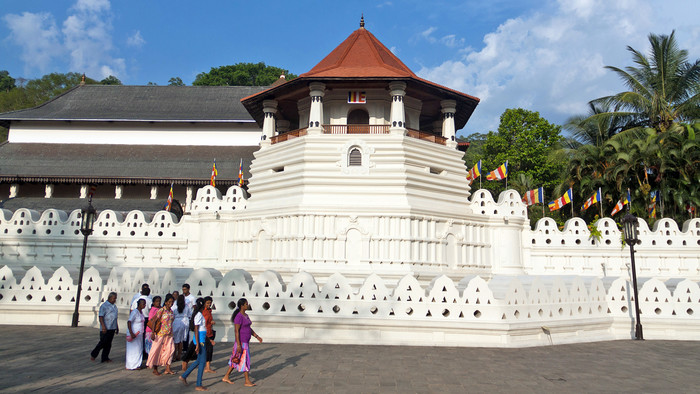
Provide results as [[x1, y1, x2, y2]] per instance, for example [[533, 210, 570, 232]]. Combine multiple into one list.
[[221, 298, 262, 387], [180, 298, 209, 391]]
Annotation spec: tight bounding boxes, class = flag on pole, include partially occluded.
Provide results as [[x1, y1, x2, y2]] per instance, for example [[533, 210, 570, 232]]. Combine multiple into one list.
[[486, 161, 508, 181], [165, 183, 174, 211], [548, 188, 573, 211], [347, 91, 367, 104], [522, 187, 544, 206], [648, 190, 658, 218], [581, 188, 602, 211], [210, 159, 218, 186], [238, 159, 244, 187], [466, 160, 481, 184], [610, 194, 629, 216]]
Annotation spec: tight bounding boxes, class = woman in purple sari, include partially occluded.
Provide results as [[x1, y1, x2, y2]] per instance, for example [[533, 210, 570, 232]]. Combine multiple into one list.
[[222, 298, 262, 387]]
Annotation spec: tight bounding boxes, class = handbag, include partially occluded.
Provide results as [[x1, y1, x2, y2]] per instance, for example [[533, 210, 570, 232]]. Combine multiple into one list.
[[231, 348, 242, 364], [147, 309, 162, 333]]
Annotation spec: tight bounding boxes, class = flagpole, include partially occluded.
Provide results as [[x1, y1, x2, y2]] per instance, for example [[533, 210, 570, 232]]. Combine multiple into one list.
[[571, 189, 574, 217], [599, 187, 603, 218]]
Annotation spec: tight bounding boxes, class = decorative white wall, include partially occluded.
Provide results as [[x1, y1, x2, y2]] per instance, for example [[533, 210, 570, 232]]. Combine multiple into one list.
[[1, 265, 698, 346]]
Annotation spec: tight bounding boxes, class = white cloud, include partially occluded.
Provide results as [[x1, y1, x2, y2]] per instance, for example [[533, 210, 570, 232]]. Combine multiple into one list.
[[3, 12, 63, 74], [2, 0, 126, 80], [421, 27, 437, 43], [63, 0, 125, 79], [417, 0, 700, 134], [127, 30, 145, 48]]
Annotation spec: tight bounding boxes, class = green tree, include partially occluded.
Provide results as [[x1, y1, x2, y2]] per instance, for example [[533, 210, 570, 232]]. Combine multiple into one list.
[[193, 62, 297, 86], [100, 75, 122, 85], [593, 31, 700, 135], [476, 108, 566, 199], [0, 71, 15, 92], [459, 132, 487, 167], [168, 77, 184, 86]]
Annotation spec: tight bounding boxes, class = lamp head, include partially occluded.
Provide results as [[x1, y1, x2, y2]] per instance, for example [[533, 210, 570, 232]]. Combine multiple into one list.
[[80, 201, 97, 236], [621, 213, 639, 244]]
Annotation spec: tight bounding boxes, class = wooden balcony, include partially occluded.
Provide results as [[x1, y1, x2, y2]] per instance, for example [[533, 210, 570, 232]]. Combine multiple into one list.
[[271, 125, 446, 145]]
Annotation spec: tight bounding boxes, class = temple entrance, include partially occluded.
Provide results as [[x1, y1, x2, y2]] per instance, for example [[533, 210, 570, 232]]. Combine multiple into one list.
[[347, 109, 369, 134]]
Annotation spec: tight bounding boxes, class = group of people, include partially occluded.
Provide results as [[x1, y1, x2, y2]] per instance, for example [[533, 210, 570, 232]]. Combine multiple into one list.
[[90, 283, 262, 391]]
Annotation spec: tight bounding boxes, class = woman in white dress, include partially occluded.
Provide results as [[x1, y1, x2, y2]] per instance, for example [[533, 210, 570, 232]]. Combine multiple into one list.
[[171, 294, 190, 361], [126, 298, 146, 370]]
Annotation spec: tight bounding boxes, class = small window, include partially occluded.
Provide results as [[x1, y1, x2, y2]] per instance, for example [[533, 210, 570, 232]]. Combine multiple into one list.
[[349, 148, 362, 166]]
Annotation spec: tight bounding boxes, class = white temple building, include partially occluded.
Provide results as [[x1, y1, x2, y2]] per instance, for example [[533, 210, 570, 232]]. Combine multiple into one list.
[[0, 19, 698, 347]]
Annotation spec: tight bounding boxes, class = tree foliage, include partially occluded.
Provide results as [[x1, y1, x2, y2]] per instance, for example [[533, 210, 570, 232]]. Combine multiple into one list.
[[0, 71, 15, 92], [563, 32, 700, 225], [168, 77, 184, 86], [471, 108, 566, 195], [193, 62, 297, 86], [100, 75, 122, 85]]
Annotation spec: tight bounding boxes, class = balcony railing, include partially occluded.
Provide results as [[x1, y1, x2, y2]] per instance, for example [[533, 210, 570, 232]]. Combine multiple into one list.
[[271, 125, 446, 146]]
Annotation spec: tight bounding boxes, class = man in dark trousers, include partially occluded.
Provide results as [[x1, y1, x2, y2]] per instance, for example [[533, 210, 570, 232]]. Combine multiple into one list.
[[90, 292, 119, 363]]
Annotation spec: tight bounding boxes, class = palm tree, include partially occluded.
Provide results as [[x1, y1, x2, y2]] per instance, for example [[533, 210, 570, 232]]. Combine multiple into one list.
[[592, 31, 700, 134]]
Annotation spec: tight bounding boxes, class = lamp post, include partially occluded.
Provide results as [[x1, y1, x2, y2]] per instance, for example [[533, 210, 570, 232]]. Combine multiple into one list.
[[621, 213, 643, 340], [71, 198, 96, 328]]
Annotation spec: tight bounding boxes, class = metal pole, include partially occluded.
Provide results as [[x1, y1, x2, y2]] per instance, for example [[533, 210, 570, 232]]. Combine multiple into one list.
[[628, 242, 644, 340], [71, 232, 89, 327]]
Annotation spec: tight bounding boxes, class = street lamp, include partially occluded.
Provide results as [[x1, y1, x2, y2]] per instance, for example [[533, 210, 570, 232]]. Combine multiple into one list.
[[71, 199, 97, 327], [621, 213, 643, 340]]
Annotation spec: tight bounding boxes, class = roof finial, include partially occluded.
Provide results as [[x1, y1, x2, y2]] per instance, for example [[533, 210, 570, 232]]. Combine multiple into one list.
[[360, 14, 365, 29]]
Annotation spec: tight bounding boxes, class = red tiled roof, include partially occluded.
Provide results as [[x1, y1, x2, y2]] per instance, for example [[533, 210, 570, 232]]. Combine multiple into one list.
[[300, 28, 416, 78]]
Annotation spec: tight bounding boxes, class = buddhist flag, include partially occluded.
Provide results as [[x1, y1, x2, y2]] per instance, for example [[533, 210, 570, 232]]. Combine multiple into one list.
[[610, 194, 630, 216], [210, 159, 218, 187], [238, 159, 244, 187], [486, 161, 508, 181], [165, 183, 174, 211], [348, 91, 366, 104], [467, 160, 481, 184], [548, 188, 573, 211], [581, 188, 602, 211], [648, 190, 658, 218], [522, 187, 544, 206]]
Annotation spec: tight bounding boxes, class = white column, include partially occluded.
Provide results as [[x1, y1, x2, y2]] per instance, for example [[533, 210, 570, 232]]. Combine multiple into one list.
[[115, 185, 123, 199], [150, 186, 158, 199], [441, 99, 457, 148], [260, 99, 278, 148], [44, 184, 54, 198], [307, 82, 325, 135], [9, 184, 18, 198], [186, 186, 194, 212], [389, 82, 407, 135]]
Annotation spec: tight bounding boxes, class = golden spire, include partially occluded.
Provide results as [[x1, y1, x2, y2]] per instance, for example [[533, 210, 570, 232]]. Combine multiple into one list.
[[360, 14, 365, 29]]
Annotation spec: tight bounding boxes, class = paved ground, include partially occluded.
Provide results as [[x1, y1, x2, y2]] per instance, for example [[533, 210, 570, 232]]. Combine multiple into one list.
[[2, 325, 699, 393]]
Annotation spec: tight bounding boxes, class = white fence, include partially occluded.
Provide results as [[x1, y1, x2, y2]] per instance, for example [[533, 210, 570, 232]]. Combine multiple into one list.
[[1, 265, 698, 347]]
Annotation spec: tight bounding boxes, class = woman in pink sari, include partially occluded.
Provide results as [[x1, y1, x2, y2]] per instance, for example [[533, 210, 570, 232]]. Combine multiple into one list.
[[144, 295, 161, 354], [146, 293, 176, 375]]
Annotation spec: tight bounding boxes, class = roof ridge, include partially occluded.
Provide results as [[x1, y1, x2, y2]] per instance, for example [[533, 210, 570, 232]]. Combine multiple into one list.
[[0, 84, 82, 117]]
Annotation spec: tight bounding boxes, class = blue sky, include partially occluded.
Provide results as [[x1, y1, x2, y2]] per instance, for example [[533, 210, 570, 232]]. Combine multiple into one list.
[[2, 0, 699, 135]]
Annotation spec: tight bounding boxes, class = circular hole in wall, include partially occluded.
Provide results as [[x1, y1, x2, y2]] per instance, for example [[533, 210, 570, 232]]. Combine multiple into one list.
[[297, 304, 305, 312], [577, 307, 582, 314], [17, 229, 22, 234], [26, 294, 32, 301], [262, 302, 270, 311], [621, 306, 628, 313], [538, 309, 543, 317], [85, 295, 91, 302], [228, 301, 235, 310], [333, 305, 340, 313], [513, 310, 520, 318], [74, 230, 79, 235], [473, 310, 481, 318], [130, 231, 135, 236], [605, 240, 611, 245], [370, 306, 378, 314], [442, 309, 450, 317], [687, 308, 694, 315], [55, 295, 62, 301], [158, 231, 163, 236], [558, 308, 564, 315], [406, 307, 413, 315], [655, 308, 662, 315], [103, 230, 108, 236], [667, 240, 672, 246], [46, 229, 51, 235]]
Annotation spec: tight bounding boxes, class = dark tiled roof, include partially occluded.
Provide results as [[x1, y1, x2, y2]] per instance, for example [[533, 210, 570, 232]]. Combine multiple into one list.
[[0, 197, 169, 215], [0, 85, 266, 123], [0, 142, 259, 186]]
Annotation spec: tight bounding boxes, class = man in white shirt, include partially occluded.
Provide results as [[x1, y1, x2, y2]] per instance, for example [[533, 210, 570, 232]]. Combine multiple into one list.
[[181, 283, 196, 352], [131, 284, 153, 317]]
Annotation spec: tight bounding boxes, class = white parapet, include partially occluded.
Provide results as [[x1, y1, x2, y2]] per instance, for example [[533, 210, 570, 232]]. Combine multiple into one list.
[[1, 265, 699, 347]]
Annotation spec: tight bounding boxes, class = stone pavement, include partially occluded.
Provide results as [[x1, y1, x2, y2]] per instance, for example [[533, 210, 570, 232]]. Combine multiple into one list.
[[2, 325, 699, 393]]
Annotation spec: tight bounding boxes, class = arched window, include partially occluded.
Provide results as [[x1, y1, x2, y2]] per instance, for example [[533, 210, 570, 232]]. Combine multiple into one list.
[[347, 109, 369, 125], [348, 148, 362, 166]]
